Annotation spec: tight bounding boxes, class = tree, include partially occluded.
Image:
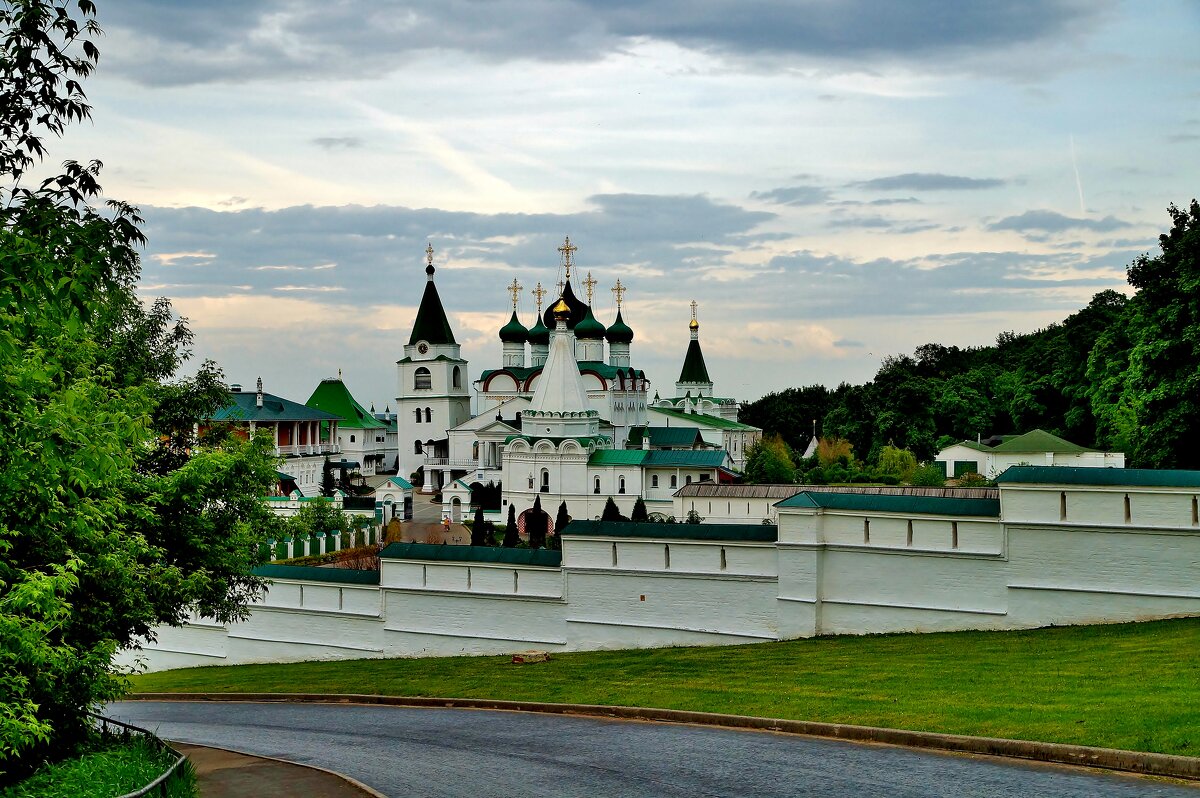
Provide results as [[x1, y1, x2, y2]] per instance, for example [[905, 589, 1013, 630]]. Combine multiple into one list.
[[601, 497, 624, 522], [528, 496, 547, 549], [877, 445, 917, 482], [0, 1, 276, 778], [744, 434, 796, 484], [288, 498, 348, 542], [471, 505, 487, 546], [630, 497, 648, 522], [320, 455, 336, 497], [909, 463, 947, 487], [553, 501, 570, 549], [1121, 200, 1200, 467], [685, 509, 705, 524], [502, 504, 519, 548]]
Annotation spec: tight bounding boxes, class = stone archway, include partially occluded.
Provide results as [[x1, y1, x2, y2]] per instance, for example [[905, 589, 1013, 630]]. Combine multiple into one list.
[[450, 496, 462, 523]]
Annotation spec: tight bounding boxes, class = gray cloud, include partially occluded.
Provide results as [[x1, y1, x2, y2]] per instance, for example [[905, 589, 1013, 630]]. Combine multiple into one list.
[[101, 0, 1109, 86], [1167, 133, 1200, 143], [312, 137, 364, 150], [749, 185, 832, 206], [987, 209, 1132, 233], [851, 173, 1005, 191]]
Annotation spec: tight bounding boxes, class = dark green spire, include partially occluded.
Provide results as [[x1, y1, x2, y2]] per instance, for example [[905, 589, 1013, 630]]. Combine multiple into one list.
[[678, 339, 711, 384], [407, 259, 457, 346]]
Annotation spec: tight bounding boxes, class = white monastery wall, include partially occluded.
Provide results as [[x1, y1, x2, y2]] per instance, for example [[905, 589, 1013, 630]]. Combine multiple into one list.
[[124, 481, 1200, 672]]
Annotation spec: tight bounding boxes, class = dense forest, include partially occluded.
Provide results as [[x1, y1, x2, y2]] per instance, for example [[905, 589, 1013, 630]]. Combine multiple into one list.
[[740, 200, 1200, 471]]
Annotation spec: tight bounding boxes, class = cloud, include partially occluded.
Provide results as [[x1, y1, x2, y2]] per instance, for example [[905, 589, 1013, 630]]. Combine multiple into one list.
[[987, 209, 1132, 233], [1167, 133, 1200, 143], [312, 136, 364, 150], [749, 185, 832, 206], [851, 173, 1005, 191], [100, 0, 1109, 86]]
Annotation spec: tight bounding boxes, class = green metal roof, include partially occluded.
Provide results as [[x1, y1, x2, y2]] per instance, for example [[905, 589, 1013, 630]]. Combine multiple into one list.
[[777, 491, 1000, 518], [385, 476, 414, 490], [252, 564, 381, 585], [944, 440, 993, 453], [211, 390, 342, 423], [990, 429, 1094, 454], [408, 272, 457, 345], [677, 338, 711, 384], [480, 361, 646, 385], [644, 450, 727, 468], [606, 308, 633, 344], [589, 449, 647, 466], [499, 310, 529, 344], [649, 408, 759, 431], [627, 426, 705, 448], [563, 520, 777, 542], [380, 542, 562, 567], [305, 378, 386, 430], [995, 466, 1200, 487]]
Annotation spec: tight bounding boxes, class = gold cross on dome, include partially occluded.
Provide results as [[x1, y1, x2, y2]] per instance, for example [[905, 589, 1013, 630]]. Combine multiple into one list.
[[558, 236, 577, 279], [583, 271, 598, 304], [690, 299, 698, 321], [532, 281, 547, 312], [507, 278, 523, 311], [611, 279, 626, 308], [425, 242, 434, 267]]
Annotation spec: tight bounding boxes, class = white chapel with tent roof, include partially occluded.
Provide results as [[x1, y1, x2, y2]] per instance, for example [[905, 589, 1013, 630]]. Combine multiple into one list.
[[394, 238, 761, 529]]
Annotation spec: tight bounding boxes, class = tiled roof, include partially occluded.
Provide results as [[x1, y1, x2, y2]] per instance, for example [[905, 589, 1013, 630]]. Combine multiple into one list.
[[211, 390, 341, 423], [380, 542, 562, 567], [563, 520, 777, 542], [995, 465, 1200, 487], [990, 429, 1094, 454], [778, 491, 1000, 517], [305, 378, 386, 429], [674, 483, 804, 499]]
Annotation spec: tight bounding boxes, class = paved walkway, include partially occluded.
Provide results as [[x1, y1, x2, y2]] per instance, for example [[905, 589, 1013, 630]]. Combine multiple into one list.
[[176, 743, 373, 797]]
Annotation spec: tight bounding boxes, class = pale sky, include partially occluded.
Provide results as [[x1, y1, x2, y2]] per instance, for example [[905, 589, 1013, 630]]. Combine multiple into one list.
[[52, 0, 1200, 410]]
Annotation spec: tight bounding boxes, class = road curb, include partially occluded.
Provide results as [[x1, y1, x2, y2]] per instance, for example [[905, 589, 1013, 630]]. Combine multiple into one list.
[[130, 692, 1200, 782], [174, 741, 388, 798]]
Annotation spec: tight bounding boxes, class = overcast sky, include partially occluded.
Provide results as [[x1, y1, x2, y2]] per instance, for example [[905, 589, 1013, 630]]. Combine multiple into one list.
[[54, 0, 1200, 409]]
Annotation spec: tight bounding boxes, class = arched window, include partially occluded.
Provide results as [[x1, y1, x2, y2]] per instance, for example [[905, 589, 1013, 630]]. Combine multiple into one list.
[[618, 476, 626, 494], [540, 469, 550, 493], [452, 366, 461, 388], [349, 434, 355, 443], [414, 440, 423, 454], [424, 407, 432, 423], [651, 474, 659, 488], [670, 475, 677, 489], [594, 477, 601, 494], [414, 408, 422, 423], [414, 367, 432, 390]]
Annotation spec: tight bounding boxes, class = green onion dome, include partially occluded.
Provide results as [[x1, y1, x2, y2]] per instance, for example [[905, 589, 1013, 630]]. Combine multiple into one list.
[[574, 305, 607, 340], [499, 311, 528, 344], [527, 314, 550, 346], [605, 308, 634, 344]]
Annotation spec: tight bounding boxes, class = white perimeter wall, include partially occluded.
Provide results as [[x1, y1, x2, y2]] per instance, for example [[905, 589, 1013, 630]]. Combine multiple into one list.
[[123, 482, 1200, 672]]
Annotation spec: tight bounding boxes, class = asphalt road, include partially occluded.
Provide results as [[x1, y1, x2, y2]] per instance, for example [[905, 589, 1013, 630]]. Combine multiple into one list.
[[108, 701, 1196, 798]]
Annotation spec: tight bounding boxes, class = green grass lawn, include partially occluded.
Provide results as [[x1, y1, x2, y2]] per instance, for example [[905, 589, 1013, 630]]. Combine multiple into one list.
[[1, 735, 195, 798], [130, 618, 1200, 757]]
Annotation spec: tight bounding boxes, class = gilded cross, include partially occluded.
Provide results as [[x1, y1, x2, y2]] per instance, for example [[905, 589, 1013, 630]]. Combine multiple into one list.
[[532, 281, 547, 312], [690, 299, 698, 321], [507, 278, 523, 311], [583, 271, 598, 304], [425, 242, 434, 268], [611, 278, 626, 308], [557, 236, 577, 279]]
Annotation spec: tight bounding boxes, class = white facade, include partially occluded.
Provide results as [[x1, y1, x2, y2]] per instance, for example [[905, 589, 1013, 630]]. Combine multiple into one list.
[[126, 468, 1200, 671], [937, 440, 1126, 479]]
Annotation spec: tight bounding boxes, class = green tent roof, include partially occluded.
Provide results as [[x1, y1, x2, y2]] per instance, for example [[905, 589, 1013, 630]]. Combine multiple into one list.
[[563, 520, 777, 542], [305, 378, 386, 429], [380, 542, 561, 567], [211, 389, 341, 423], [777, 491, 1000, 518], [677, 338, 711, 384], [408, 270, 457, 345], [989, 429, 1095, 454], [995, 466, 1200, 487]]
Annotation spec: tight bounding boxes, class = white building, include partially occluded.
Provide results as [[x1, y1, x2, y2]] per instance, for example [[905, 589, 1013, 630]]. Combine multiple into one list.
[[936, 429, 1125, 480]]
